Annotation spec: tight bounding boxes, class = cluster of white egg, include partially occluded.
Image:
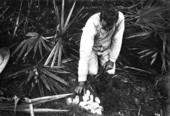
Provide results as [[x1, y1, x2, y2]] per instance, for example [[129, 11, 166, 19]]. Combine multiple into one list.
[[66, 90, 103, 115]]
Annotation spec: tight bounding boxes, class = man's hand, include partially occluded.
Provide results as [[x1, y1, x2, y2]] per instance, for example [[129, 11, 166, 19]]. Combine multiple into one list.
[[93, 45, 102, 52], [74, 81, 86, 94], [104, 60, 115, 71]]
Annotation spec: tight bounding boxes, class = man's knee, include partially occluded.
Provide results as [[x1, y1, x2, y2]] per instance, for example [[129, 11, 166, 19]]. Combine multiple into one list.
[[89, 68, 98, 75]]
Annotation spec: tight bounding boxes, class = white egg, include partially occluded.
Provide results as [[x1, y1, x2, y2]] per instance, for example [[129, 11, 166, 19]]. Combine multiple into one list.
[[66, 97, 72, 105], [95, 97, 101, 104], [93, 102, 100, 109], [85, 90, 90, 96], [79, 101, 86, 107], [90, 109, 96, 114], [83, 104, 90, 110], [89, 95, 94, 101], [95, 109, 102, 115], [82, 94, 89, 102], [72, 95, 79, 104], [98, 106, 104, 111], [88, 102, 99, 111]]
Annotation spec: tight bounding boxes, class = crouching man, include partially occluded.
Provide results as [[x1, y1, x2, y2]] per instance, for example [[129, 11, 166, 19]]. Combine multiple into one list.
[[74, 7, 125, 94]]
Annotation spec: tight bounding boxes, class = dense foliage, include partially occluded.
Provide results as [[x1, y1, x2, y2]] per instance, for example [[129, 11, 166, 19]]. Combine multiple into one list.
[[0, 0, 170, 116]]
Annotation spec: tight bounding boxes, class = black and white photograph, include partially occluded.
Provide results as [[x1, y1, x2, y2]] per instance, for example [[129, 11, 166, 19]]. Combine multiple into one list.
[[0, 0, 170, 116]]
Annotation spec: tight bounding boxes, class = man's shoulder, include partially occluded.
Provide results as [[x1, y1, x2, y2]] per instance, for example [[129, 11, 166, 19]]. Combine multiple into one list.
[[85, 12, 100, 27], [90, 12, 100, 18], [87, 13, 100, 22]]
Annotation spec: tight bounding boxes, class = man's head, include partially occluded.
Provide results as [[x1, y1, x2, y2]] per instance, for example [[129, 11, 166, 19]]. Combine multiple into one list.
[[100, 8, 118, 30]]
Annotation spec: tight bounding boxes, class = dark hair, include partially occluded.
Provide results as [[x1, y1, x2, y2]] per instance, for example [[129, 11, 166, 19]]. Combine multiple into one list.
[[100, 8, 118, 26]]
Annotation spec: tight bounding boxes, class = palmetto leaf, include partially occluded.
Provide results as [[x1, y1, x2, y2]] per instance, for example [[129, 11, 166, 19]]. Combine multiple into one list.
[[53, 0, 60, 25], [49, 78, 66, 92], [139, 50, 155, 58], [13, 96, 20, 114], [166, 40, 170, 65], [138, 48, 159, 66], [50, 69, 69, 74], [0, 6, 9, 18], [125, 0, 168, 31], [0, 93, 73, 112], [25, 70, 35, 84], [40, 74, 51, 91], [44, 41, 59, 66], [126, 32, 153, 46], [37, 80, 44, 97], [57, 45, 63, 66], [38, 66, 68, 86], [64, 1, 76, 30], [37, 65, 69, 94], [45, 0, 83, 67], [161, 52, 167, 72], [160, 32, 167, 71], [65, 7, 84, 31], [47, 78, 57, 94], [126, 32, 151, 39], [61, 0, 65, 30], [30, 93, 73, 105], [4, 64, 69, 96], [51, 43, 60, 66], [124, 0, 170, 72], [3, 66, 33, 79], [136, 2, 168, 30], [13, 39, 29, 61], [150, 53, 158, 65], [25, 32, 39, 37], [12, 32, 50, 61]]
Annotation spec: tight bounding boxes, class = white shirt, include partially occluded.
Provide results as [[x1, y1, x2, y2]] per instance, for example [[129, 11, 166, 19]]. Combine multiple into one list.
[[78, 11, 125, 82]]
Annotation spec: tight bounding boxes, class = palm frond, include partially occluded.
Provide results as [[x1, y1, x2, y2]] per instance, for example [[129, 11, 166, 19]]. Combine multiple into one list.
[[45, 0, 83, 67], [0, 6, 9, 18], [66, 7, 84, 31], [51, 42, 60, 66], [139, 50, 155, 58], [40, 74, 51, 91], [13, 96, 20, 114], [53, 0, 60, 24], [124, 0, 170, 72], [12, 32, 50, 61], [44, 41, 59, 66], [125, 0, 169, 31], [25, 70, 35, 85], [49, 78, 66, 92], [126, 32, 151, 39], [3, 66, 33, 80], [136, 2, 168, 30], [38, 66, 68, 86], [0, 93, 73, 112], [150, 53, 158, 65], [64, 1, 76, 30], [57, 44, 63, 66], [25, 32, 39, 37], [12, 40, 26, 56], [37, 80, 44, 97], [61, 0, 65, 30], [3, 64, 69, 96]]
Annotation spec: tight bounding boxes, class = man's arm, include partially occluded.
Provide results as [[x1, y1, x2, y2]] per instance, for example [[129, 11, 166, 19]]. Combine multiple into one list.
[[109, 11, 125, 62], [78, 15, 97, 82]]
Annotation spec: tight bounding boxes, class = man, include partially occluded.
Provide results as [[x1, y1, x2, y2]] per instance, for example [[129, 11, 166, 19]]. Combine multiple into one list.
[[74, 7, 125, 94]]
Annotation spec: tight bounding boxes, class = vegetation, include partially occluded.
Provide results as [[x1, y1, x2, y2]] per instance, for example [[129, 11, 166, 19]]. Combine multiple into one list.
[[0, 0, 170, 116]]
